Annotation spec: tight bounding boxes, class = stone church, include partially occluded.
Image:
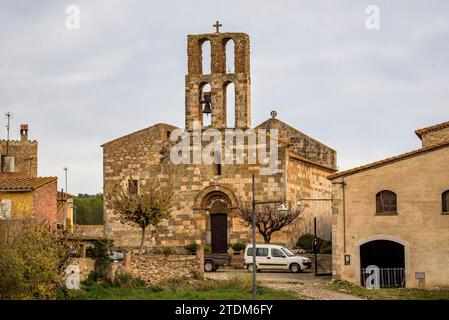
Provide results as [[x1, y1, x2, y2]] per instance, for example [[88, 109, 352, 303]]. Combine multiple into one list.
[[102, 27, 337, 253]]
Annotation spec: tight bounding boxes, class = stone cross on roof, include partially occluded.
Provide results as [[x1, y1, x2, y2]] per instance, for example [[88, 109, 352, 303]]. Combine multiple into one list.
[[213, 20, 222, 33]]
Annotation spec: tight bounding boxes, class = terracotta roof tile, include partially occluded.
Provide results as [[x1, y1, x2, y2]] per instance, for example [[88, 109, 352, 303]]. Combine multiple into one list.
[[415, 120, 449, 139], [328, 141, 449, 180], [0, 176, 57, 191]]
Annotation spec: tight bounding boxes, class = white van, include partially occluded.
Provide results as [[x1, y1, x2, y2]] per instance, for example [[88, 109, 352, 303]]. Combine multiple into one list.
[[244, 244, 312, 273]]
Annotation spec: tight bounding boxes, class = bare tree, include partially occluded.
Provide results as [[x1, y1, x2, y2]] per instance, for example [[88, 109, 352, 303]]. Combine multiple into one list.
[[111, 178, 173, 254], [237, 200, 304, 244]]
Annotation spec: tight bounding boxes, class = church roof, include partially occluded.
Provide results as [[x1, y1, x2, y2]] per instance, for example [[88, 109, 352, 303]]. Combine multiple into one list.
[[415, 120, 449, 139], [101, 123, 178, 148], [255, 117, 336, 152], [328, 140, 449, 179]]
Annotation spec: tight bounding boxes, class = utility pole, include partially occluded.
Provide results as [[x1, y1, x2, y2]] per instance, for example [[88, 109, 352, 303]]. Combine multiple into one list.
[[250, 174, 289, 300], [5, 112, 11, 153], [64, 167, 68, 198], [251, 174, 256, 300]]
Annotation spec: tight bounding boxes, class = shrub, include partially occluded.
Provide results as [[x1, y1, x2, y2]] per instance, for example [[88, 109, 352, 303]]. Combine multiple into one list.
[[162, 247, 174, 256], [0, 221, 71, 300], [87, 239, 113, 282], [232, 242, 246, 253], [191, 270, 204, 281], [185, 243, 198, 255], [296, 234, 325, 253], [112, 273, 145, 290], [296, 234, 314, 253], [319, 240, 332, 254], [204, 244, 212, 253], [152, 247, 162, 254]]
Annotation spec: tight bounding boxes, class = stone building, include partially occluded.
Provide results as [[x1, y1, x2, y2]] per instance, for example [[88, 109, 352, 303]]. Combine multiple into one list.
[[329, 120, 449, 289], [0, 176, 58, 225], [0, 123, 59, 228], [0, 124, 37, 177], [102, 28, 336, 253]]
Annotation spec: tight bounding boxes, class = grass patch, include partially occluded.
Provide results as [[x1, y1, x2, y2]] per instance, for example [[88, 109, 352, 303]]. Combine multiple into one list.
[[64, 274, 299, 300], [328, 280, 449, 300]]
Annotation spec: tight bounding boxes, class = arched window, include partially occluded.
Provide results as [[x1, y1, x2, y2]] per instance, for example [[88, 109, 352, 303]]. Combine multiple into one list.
[[225, 82, 235, 128], [225, 39, 235, 73], [201, 40, 211, 74], [443, 190, 449, 213], [376, 190, 397, 214], [201, 83, 211, 127]]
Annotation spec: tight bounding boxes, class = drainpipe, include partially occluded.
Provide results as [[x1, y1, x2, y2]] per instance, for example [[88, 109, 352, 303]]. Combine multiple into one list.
[[332, 178, 347, 264], [342, 177, 346, 255]]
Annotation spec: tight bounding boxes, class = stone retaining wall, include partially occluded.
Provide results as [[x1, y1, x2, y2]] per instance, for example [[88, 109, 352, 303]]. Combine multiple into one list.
[[128, 254, 197, 284]]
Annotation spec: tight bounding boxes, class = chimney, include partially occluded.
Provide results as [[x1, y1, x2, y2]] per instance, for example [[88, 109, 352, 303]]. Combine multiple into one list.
[[20, 124, 28, 142]]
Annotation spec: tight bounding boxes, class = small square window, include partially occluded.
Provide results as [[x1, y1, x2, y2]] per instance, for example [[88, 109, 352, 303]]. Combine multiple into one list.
[[0, 199, 12, 220], [128, 180, 138, 195]]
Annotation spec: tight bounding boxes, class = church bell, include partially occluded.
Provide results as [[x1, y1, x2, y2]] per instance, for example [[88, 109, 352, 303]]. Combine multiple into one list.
[[201, 92, 212, 115]]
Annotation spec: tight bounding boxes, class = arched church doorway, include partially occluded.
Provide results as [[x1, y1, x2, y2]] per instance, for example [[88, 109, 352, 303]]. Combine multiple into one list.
[[204, 192, 230, 253], [360, 240, 405, 288]]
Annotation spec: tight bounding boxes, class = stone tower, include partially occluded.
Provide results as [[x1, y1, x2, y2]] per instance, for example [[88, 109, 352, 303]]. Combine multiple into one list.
[[185, 30, 251, 130]]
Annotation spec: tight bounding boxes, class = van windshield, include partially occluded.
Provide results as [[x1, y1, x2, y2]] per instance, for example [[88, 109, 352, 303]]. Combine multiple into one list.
[[281, 247, 295, 257]]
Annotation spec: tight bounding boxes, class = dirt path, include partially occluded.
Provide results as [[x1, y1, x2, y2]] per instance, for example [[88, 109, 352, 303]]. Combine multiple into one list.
[[205, 269, 363, 300], [264, 282, 364, 300]]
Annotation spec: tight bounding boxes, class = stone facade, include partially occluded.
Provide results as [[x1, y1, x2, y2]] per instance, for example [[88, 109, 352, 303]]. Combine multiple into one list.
[[329, 123, 449, 289], [102, 29, 336, 252], [415, 121, 449, 148], [0, 124, 37, 177]]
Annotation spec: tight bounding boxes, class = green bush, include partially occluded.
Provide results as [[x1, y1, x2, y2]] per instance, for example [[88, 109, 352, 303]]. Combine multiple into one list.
[[162, 247, 174, 256], [0, 221, 71, 300], [319, 240, 332, 254], [191, 270, 204, 281], [112, 273, 145, 290], [296, 234, 325, 253], [296, 234, 314, 253], [185, 243, 198, 255], [232, 242, 246, 253], [87, 239, 113, 282], [152, 247, 162, 254], [204, 244, 212, 253]]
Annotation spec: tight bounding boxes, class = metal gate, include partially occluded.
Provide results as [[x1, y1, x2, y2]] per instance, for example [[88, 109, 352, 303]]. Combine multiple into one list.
[[361, 267, 405, 288]]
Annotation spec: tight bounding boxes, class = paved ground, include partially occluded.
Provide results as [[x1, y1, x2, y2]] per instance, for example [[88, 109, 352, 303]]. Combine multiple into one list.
[[205, 269, 363, 300]]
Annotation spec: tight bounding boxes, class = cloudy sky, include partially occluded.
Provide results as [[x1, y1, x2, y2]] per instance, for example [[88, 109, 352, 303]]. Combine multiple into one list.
[[1, 0, 449, 195]]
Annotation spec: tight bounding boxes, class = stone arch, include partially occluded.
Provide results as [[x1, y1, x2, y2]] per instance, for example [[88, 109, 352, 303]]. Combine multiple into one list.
[[195, 186, 238, 253], [200, 38, 211, 74], [222, 37, 235, 73], [354, 235, 410, 287], [194, 185, 238, 210], [223, 80, 236, 128]]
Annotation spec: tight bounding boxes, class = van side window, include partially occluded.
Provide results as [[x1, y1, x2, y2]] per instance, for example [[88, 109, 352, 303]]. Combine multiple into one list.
[[271, 248, 285, 257], [247, 248, 268, 257]]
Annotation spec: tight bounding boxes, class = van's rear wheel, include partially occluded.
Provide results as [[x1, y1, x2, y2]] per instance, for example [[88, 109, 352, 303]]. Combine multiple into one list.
[[289, 263, 302, 273], [204, 260, 215, 272]]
